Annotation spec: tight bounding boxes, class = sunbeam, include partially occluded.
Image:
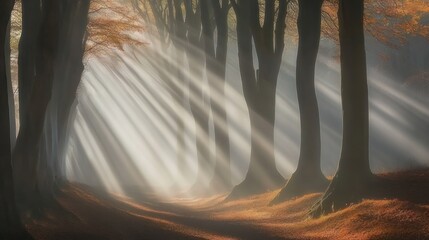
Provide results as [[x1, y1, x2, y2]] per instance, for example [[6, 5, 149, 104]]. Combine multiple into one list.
[[63, 29, 429, 201]]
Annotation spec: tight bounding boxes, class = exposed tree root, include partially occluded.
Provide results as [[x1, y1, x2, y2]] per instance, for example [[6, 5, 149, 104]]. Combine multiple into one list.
[[225, 171, 285, 201], [309, 172, 377, 218], [270, 170, 329, 206]]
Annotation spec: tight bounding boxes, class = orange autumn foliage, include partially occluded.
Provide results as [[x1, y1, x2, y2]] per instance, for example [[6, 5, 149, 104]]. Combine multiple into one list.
[[321, 0, 429, 47], [27, 169, 429, 240], [86, 0, 145, 57]]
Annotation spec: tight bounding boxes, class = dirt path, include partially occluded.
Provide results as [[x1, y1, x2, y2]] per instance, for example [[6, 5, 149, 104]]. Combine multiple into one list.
[[27, 169, 429, 240]]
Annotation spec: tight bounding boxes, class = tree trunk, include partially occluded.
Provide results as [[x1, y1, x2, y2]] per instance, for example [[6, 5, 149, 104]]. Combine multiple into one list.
[[13, 0, 61, 213], [0, 0, 30, 237], [188, 62, 211, 192], [51, 0, 90, 182], [140, 1, 189, 186], [5, 21, 16, 150], [310, 0, 373, 217], [271, 0, 328, 205], [183, 1, 212, 194], [227, 0, 287, 200], [207, 0, 232, 193], [173, 52, 188, 179], [18, 0, 42, 127]]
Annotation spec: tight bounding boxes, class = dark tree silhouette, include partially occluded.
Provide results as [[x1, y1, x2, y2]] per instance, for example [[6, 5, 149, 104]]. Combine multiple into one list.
[[133, 0, 216, 193], [200, 0, 233, 192], [18, 0, 42, 127], [227, 0, 288, 199], [13, 0, 91, 214], [0, 0, 30, 237], [311, 0, 374, 217], [13, 0, 62, 212], [41, 0, 91, 197], [271, 0, 329, 205], [181, 0, 214, 193]]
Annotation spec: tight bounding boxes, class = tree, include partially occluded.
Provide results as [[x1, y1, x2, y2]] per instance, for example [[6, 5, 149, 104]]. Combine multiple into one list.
[[320, 0, 429, 47], [0, 0, 30, 237], [13, 0, 101, 213], [132, 0, 190, 185], [39, 0, 92, 198], [181, 0, 216, 193], [12, 0, 143, 213], [311, 0, 373, 216], [132, 0, 214, 193], [203, 0, 233, 192], [272, 0, 429, 205], [17, 0, 41, 128], [13, 0, 63, 212], [86, 0, 143, 56], [135, 0, 232, 194], [227, 0, 288, 199], [271, 0, 328, 205]]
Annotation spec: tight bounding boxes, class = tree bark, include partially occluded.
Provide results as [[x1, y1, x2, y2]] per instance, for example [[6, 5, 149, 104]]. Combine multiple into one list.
[[271, 0, 328, 205], [51, 0, 90, 182], [18, 0, 42, 127], [310, 0, 373, 217], [206, 0, 232, 192], [0, 0, 30, 237], [227, 0, 288, 200], [13, 0, 62, 213], [5, 21, 16, 150]]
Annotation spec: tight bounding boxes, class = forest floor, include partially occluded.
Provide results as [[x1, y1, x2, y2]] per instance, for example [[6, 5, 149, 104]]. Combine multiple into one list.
[[26, 169, 429, 240]]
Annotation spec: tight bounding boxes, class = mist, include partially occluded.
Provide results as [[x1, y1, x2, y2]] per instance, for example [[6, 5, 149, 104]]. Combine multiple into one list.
[[63, 30, 429, 199]]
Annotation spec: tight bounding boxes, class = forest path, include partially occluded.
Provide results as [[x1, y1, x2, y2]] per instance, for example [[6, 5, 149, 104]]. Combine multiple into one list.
[[27, 169, 429, 240]]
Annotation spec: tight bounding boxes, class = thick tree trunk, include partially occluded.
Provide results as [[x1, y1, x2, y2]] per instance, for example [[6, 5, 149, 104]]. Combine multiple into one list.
[[51, 0, 90, 181], [227, 0, 287, 200], [0, 0, 30, 237], [228, 79, 284, 200], [311, 0, 373, 217], [18, 0, 42, 127], [271, 0, 328, 205], [207, 0, 232, 193], [13, 0, 61, 213], [34, 0, 90, 202]]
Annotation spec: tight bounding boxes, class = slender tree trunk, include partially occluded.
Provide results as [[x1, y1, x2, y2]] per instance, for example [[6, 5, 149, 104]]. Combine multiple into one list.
[[183, 1, 212, 193], [188, 57, 211, 191], [139, 1, 189, 185], [0, 0, 30, 237], [271, 0, 328, 205], [173, 49, 189, 179], [207, 0, 232, 192], [311, 0, 373, 217], [5, 21, 16, 149]]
